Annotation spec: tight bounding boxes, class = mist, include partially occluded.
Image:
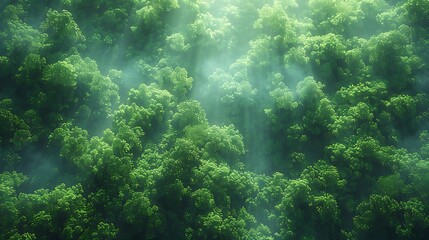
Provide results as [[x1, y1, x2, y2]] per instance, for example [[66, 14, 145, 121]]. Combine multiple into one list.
[[1, 0, 429, 239]]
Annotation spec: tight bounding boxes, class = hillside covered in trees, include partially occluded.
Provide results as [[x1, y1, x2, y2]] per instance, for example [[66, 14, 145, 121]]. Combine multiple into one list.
[[1, 0, 429, 239]]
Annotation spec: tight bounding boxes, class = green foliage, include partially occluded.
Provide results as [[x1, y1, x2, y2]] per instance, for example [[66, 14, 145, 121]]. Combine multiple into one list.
[[296, 76, 325, 108], [91, 222, 119, 240], [300, 160, 345, 194], [166, 32, 190, 52], [48, 122, 89, 169], [171, 100, 208, 131], [17, 54, 46, 87], [385, 94, 418, 132], [0, 109, 31, 148], [38, 60, 78, 115], [405, 0, 429, 34], [123, 191, 162, 238], [190, 12, 233, 51], [0, 106, 32, 169], [41, 9, 85, 51], [266, 83, 297, 124], [254, 1, 298, 44], [367, 26, 421, 92], [303, 34, 347, 88], [278, 178, 342, 240], [65, 54, 119, 123], [191, 188, 215, 211], [43, 60, 77, 89], [2, 19, 47, 60], [187, 124, 245, 164], [17, 184, 91, 239], [335, 80, 388, 107], [352, 194, 401, 240], [135, 0, 180, 26], [155, 66, 193, 100], [2, 0, 429, 239], [0, 172, 27, 239]]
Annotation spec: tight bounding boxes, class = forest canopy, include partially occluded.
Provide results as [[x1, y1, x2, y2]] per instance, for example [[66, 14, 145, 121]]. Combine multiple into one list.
[[1, 0, 429, 239]]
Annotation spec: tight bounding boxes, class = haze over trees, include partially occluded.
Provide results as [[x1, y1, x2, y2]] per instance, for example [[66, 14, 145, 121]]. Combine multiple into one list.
[[1, 0, 429, 239]]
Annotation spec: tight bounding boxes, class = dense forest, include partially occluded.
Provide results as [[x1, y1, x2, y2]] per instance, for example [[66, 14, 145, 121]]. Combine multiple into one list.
[[1, 0, 429, 239]]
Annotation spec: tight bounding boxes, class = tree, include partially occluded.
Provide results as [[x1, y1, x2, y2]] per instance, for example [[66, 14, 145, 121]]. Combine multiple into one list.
[[191, 188, 215, 213], [278, 178, 342, 240], [128, 83, 173, 118], [352, 194, 401, 240], [335, 80, 388, 109], [398, 199, 429, 239], [134, 0, 180, 27], [48, 123, 89, 171], [366, 26, 421, 92], [0, 107, 32, 169], [326, 137, 394, 198], [40, 60, 77, 115], [16, 184, 91, 240], [254, 1, 298, 46], [2, 19, 47, 61], [90, 222, 119, 240], [166, 32, 190, 52], [300, 160, 345, 195], [41, 9, 85, 52], [187, 125, 245, 164], [0, 171, 27, 239], [329, 102, 381, 141], [296, 76, 325, 108], [384, 94, 418, 136], [171, 100, 208, 132], [155, 66, 193, 101], [2, 1, 429, 239], [405, 0, 429, 37], [303, 34, 347, 89], [123, 191, 163, 239], [189, 12, 233, 54], [16, 54, 46, 91], [193, 209, 249, 239], [265, 82, 297, 127], [87, 136, 133, 190], [64, 55, 119, 127]]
